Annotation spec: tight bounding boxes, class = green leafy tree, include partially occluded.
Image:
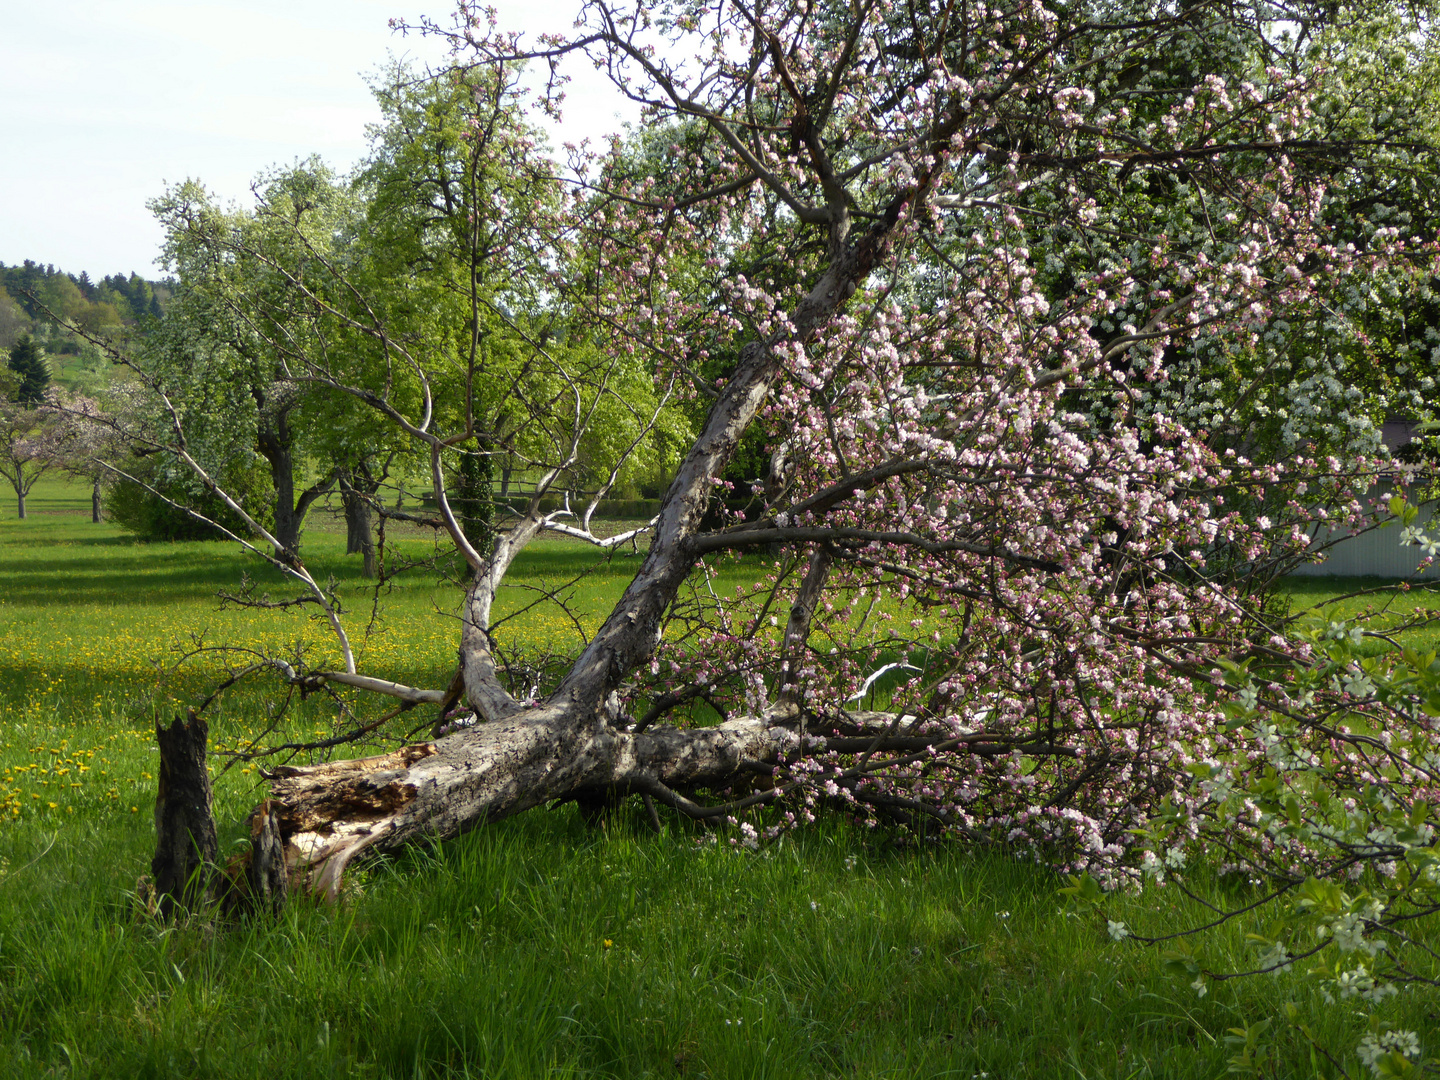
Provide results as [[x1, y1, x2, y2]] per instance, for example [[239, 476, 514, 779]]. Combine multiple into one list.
[[140, 63, 690, 566], [146, 167, 363, 557], [357, 61, 690, 543], [0, 287, 29, 350]]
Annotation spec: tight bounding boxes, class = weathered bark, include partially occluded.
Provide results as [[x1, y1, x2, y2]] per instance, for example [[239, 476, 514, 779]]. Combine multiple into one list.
[[152, 713, 218, 917], [15, 488, 25, 519], [91, 477, 102, 523], [240, 801, 289, 917], [250, 704, 1067, 897], [263, 709, 797, 896]]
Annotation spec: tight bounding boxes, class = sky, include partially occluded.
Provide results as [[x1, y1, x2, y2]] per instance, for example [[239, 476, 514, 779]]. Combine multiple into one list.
[[0, 0, 639, 281]]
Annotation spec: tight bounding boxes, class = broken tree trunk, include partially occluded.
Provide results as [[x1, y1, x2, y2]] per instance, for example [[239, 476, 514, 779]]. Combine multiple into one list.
[[259, 707, 796, 897], [245, 706, 1047, 900], [237, 800, 289, 917], [152, 712, 218, 917]]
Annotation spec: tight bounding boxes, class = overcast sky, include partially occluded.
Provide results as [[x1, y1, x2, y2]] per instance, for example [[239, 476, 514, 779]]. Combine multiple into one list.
[[0, 1, 639, 281]]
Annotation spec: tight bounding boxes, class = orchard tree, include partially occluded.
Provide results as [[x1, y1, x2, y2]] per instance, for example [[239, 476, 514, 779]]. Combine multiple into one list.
[[1, 350, 56, 517], [146, 169, 359, 559], [53, 390, 127, 524], [0, 388, 81, 518], [0, 411, 55, 519], [132, 1, 1440, 1031]]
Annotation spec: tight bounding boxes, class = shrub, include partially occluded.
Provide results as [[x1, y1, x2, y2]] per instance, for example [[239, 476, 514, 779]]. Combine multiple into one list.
[[104, 452, 274, 541]]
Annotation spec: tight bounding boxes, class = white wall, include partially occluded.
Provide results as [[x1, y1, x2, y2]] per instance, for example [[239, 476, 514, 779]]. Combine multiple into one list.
[[1290, 489, 1440, 579]]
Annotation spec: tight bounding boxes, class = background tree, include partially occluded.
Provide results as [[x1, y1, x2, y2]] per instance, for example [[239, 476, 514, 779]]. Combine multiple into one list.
[[0, 287, 29, 349], [358, 60, 689, 537], [7, 334, 50, 405], [0, 393, 62, 518], [137, 61, 690, 570], [146, 168, 361, 558], [51, 389, 129, 523]]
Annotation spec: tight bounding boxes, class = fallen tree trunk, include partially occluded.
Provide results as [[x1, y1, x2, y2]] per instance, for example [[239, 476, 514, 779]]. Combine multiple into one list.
[[251, 705, 1095, 899], [262, 705, 805, 898]]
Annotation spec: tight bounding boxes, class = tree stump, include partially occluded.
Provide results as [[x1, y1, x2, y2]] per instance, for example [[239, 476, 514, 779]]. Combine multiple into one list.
[[242, 800, 289, 916], [151, 712, 218, 918]]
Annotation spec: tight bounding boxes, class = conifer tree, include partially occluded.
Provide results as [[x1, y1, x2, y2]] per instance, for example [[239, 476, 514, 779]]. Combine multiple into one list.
[[5, 334, 48, 405]]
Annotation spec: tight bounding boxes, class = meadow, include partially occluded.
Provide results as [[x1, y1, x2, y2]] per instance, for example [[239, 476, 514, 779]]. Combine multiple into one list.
[[2, 477, 1437, 1079]]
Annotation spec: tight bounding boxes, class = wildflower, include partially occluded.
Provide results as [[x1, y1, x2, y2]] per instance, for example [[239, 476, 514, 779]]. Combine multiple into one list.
[[1107, 920, 1130, 941]]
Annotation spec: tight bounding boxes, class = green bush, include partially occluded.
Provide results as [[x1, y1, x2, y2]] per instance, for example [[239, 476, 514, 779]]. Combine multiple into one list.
[[104, 452, 274, 542]]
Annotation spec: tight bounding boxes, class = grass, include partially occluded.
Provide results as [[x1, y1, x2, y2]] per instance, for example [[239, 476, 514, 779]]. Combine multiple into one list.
[[2, 476, 1437, 1078], [1282, 577, 1440, 656]]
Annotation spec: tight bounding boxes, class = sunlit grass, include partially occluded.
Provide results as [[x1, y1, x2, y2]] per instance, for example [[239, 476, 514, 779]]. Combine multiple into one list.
[[0, 477, 657, 822], [1281, 575, 1440, 657]]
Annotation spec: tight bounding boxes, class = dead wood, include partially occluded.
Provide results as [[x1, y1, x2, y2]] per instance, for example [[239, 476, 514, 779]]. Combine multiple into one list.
[[151, 712, 218, 917]]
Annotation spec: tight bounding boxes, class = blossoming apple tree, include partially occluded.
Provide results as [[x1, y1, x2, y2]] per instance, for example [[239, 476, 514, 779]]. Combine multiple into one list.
[[127, 0, 1440, 1014]]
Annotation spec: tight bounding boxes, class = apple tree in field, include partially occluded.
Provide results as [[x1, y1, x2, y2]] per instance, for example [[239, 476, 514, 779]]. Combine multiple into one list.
[[124, 0, 1440, 1012]]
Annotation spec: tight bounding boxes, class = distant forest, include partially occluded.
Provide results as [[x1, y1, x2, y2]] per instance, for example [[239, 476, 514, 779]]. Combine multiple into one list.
[[1, 259, 172, 394]]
